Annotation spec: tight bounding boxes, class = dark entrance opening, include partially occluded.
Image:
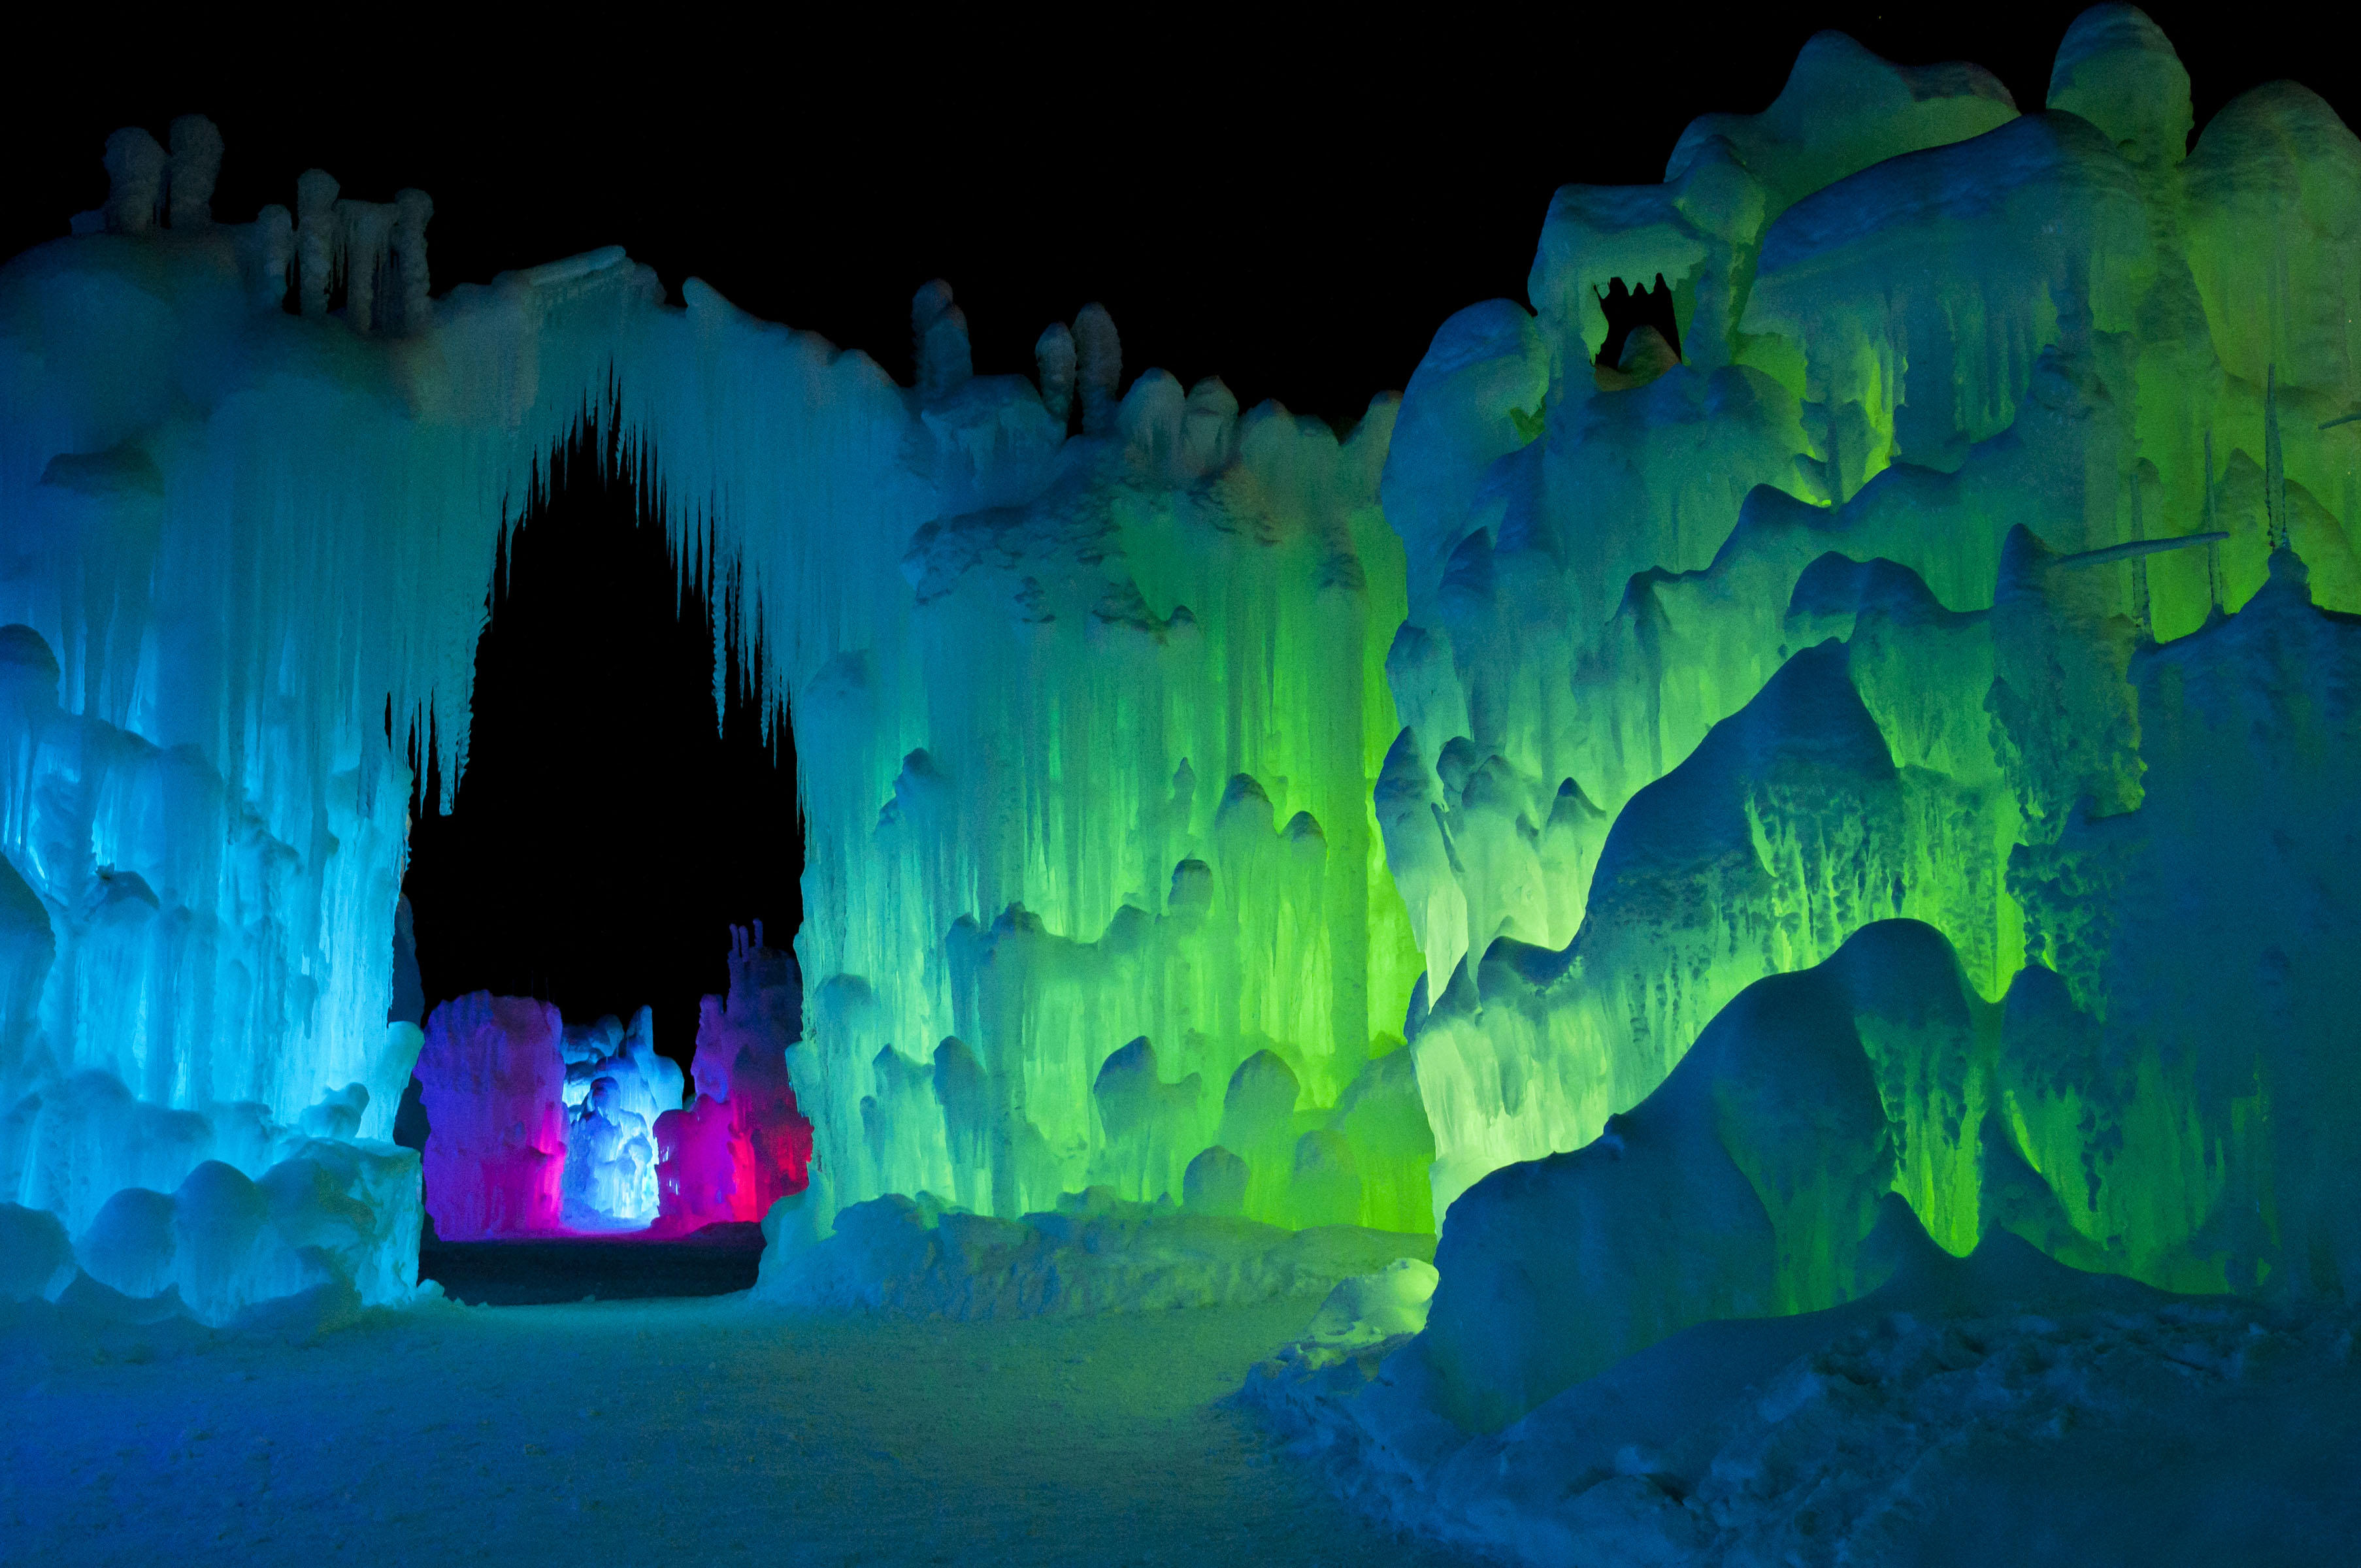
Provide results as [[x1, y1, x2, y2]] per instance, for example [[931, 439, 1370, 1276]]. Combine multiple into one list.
[[401, 409, 802, 1098], [1594, 273, 1683, 369]]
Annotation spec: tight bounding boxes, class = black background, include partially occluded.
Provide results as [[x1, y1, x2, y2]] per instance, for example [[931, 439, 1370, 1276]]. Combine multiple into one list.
[[4, 7, 2343, 1074]]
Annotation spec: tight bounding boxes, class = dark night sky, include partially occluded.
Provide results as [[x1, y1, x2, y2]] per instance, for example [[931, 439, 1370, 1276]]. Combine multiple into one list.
[[4, 7, 2346, 1068]]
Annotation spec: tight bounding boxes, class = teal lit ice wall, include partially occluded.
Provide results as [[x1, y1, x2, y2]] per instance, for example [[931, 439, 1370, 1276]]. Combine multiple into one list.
[[0, 177, 1432, 1282]]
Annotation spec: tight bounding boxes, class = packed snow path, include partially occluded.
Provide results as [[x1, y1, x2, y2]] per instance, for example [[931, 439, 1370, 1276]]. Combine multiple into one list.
[[1, 1297, 1478, 1566]]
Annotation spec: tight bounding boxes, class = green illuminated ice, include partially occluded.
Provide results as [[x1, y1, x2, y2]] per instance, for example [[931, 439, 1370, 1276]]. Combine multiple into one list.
[[1380, 3, 2361, 1433]]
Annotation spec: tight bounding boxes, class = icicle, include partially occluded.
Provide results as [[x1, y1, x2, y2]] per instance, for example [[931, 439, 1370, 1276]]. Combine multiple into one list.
[[2128, 462, 2150, 638], [2204, 429, 2222, 615], [2264, 363, 2288, 552], [250, 204, 295, 311]]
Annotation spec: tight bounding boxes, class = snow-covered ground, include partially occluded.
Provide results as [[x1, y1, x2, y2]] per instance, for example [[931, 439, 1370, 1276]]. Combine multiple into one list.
[[1247, 1225, 2361, 1566], [0, 1292, 1480, 1567]]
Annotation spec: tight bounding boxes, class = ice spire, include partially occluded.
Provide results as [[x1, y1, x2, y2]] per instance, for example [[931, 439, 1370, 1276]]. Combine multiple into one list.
[[2128, 463, 2151, 639], [1074, 302, 1121, 436], [2264, 363, 2289, 553], [252, 204, 294, 310], [340, 199, 394, 334], [2203, 429, 2222, 615], [295, 170, 342, 319], [912, 280, 971, 401], [166, 115, 223, 228], [101, 128, 166, 234], [1035, 323, 1076, 431], [391, 189, 433, 334]]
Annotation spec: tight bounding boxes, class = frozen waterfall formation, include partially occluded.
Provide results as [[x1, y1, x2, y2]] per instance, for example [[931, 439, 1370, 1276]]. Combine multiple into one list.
[[3, 0, 2359, 1394]]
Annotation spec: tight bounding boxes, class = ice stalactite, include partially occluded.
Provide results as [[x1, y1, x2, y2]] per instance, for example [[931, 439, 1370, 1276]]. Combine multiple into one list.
[[555, 1009, 678, 1229]]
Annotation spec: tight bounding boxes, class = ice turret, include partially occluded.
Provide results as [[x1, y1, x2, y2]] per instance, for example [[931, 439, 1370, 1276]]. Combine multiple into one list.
[[1073, 301, 1121, 434], [166, 114, 223, 226], [912, 278, 971, 400], [1034, 321, 1076, 428], [295, 168, 340, 318], [2045, 3, 2194, 165], [340, 198, 395, 333], [101, 127, 167, 234], [391, 188, 433, 333]]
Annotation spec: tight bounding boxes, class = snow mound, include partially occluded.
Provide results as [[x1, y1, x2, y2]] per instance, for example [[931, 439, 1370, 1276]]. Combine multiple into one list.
[[755, 1186, 1430, 1320], [67, 1141, 421, 1328], [1246, 1203, 2361, 1565], [0, 1203, 74, 1301]]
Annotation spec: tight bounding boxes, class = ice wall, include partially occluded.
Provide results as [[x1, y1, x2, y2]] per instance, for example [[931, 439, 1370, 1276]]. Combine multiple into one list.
[[415, 993, 565, 1239], [1413, 542, 2361, 1430], [1381, 7, 2361, 1215], [2, 136, 1428, 1287], [557, 1007, 681, 1228]]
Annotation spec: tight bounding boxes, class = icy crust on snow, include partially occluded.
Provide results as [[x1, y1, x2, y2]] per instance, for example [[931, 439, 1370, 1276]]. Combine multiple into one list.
[[754, 1184, 1430, 1321], [1381, 8, 2361, 1215], [1246, 1209, 2361, 1565]]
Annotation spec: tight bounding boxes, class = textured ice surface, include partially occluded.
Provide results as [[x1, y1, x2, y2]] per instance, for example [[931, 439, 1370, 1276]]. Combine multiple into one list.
[[415, 994, 565, 1239], [754, 1183, 1430, 1320], [1, 188, 1431, 1291], [653, 923, 811, 1232], [557, 1009, 677, 1228], [1231, 12, 2361, 1553], [1381, 8, 2361, 1218], [410, 930, 805, 1237]]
